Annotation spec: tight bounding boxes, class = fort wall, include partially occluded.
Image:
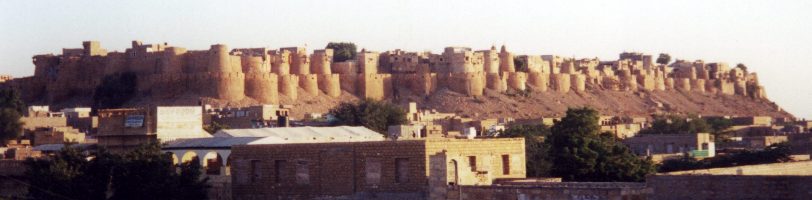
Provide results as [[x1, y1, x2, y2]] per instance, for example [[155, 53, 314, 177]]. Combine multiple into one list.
[[527, 72, 549, 92], [299, 74, 319, 96], [359, 73, 383, 100], [317, 74, 341, 97], [692, 79, 706, 93], [676, 78, 691, 91], [480, 48, 499, 74], [552, 73, 571, 93], [244, 73, 279, 104], [278, 74, 299, 100], [498, 46, 515, 73], [9, 41, 770, 108], [485, 73, 508, 93], [571, 74, 586, 92], [506, 72, 527, 91], [311, 49, 332, 75]]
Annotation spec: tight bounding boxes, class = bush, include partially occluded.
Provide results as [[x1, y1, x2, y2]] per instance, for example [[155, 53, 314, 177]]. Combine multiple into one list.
[[25, 143, 209, 200], [328, 98, 407, 134], [499, 124, 552, 177], [0, 89, 24, 145], [658, 143, 792, 172], [93, 72, 138, 110], [326, 42, 357, 63], [547, 107, 655, 182]]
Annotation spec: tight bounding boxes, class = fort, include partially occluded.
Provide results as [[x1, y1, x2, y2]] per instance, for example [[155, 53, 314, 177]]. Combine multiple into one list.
[[1, 41, 788, 119]]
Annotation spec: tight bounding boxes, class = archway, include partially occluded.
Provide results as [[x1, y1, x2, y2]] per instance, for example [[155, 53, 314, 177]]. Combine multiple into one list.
[[203, 151, 224, 175], [170, 153, 179, 165], [181, 151, 199, 164]]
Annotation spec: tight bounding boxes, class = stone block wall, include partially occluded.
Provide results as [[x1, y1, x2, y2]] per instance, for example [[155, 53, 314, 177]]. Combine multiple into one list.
[[571, 74, 586, 92], [485, 73, 507, 92], [437, 183, 648, 200], [647, 175, 812, 200], [691, 78, 706, 93], [298, 74, 319, 96], [552, 74, 570, 93], [527, 72, 549, 92], [317, 74, 341, 97], [360, 73, 387, 100], [506, 72, 527, 91], [278, 74, 299, 100], [12, 41, 771, 106], [230, 138, 526, 200], [244, 73, 279, 104], [445, 72, 485, 96]]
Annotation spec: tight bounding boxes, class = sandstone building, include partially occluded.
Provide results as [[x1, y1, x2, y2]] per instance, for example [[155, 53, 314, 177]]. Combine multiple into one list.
[[1, 41, 768, 109], [230, 138, 526, 199], [97, 106, 210, 152]]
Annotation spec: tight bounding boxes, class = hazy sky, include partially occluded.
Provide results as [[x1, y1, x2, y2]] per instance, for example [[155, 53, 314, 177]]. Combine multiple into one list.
[[1, 0, 810, 118]]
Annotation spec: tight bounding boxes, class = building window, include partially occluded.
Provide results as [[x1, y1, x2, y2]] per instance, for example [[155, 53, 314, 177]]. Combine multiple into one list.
[[250, 160, 261, 183], [365, 158, 382, 185], [501, 155, 510, 175], [468, 156, 477, 172], [274, 160, 287, 183], [395, 158, 409, 183], [295, 160, 310, 185]]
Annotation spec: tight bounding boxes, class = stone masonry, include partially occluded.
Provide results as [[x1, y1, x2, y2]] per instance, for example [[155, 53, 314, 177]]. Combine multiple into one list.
[[2, 41, 768, 106]]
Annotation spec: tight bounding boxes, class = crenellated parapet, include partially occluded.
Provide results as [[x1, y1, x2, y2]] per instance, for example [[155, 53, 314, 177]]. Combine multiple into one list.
[[10, 41, 771, 106]]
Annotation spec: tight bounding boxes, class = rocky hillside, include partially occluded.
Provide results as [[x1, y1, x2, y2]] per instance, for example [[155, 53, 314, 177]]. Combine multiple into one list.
[[45, 87, 787, 120]]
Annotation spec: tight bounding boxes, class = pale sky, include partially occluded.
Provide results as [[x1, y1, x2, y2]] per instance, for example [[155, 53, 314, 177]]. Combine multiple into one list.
[[1, 0, 810, 119]]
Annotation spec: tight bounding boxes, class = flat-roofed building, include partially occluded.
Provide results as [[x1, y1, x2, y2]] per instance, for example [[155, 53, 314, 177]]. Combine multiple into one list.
[[623, 133, 715, 159], [229, 138, 526, 199], [97, 106, 210, 152]]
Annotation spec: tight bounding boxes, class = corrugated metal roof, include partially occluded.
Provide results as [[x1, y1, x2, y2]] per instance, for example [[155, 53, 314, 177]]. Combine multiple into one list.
[[163, 137, 264, 149], [214, 126, 384, 140], [165, 126, 385, 149], [33, 143, 95, 151]]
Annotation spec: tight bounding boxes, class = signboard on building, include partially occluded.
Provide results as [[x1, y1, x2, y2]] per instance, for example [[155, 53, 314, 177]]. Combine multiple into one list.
[[691, 150, 710, 158], [125, 115, 145, 128]]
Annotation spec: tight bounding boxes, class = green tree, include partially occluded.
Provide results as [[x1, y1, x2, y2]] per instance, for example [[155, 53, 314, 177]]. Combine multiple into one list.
[[25, 145, 112, 200], [656, 53, 671, 65], [705, 117, 733, 140], [547, 107, 655, 182], [0, 88, 24, 145], [93, 72, 138, 111], [638, 115, 711, 135], [0, 88, 25, 113], [110, 143, 208, 200], [499, 124, 552, 177], [659, 142, 792, 172], [326, 42, 357, 62], [25, 143, 209, 200], [328, 98, 407, 134], [204, 121, 230, 134], [736, 63, 748, 73]]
